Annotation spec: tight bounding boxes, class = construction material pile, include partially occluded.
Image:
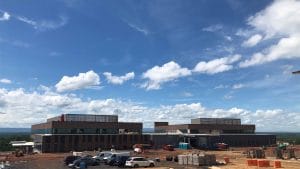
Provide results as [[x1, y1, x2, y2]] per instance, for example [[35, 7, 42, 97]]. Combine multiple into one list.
[[178, 153, 216, 166], [246, 149, 265, 158]]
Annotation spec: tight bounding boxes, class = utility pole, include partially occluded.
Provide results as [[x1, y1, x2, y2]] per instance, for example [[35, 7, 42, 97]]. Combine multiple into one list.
[[292, 70, 300, 74]]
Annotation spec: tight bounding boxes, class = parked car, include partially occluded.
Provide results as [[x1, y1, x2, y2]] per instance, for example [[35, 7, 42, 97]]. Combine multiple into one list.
[[93, 151, 113, 162], [105, 152, 131, 164], [163, 144, 175, 151], [214, 143, 229, 150], [64, 155, 81, 165], [68, 155, 99, 168], [113, 156, 130, 167], [106, 154, 118, 166], [125, 157, 155, 168]]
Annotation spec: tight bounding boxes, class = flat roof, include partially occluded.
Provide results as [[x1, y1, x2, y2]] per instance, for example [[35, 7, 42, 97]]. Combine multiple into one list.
[[143, 133, 275, 136]]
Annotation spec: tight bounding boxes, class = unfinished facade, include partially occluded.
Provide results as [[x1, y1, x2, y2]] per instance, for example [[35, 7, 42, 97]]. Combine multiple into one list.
[[152, 118, 275, 148], [155, 118, 255, 134], [31, 114, 146, 152]]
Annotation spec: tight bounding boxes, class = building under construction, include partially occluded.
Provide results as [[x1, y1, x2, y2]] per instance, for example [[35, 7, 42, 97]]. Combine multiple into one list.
[[31, 114, 276, 152], [150, 118, 275, 148], [32, 114, 147, 152]]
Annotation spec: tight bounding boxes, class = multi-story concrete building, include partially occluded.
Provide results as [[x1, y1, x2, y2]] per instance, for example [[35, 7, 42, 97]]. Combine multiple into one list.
[[31, 115, 276, 152], [154, 118, 255, 134], [32, 114, 148, 152], [151, 118, 275, 148]]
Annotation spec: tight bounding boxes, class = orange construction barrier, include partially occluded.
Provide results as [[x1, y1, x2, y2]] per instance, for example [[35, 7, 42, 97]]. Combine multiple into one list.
[[274, 161, 281, 168], [247, 159, 253, 166], [247, 159, 258, 166], [258, 160, 270, 167], [224, 157, 230, 163], [252, 159, 258, 166]]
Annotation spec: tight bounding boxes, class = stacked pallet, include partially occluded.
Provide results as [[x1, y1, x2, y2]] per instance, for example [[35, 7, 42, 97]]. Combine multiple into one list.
[[178, 153, 216, 166], [247, 149, 265, 158]]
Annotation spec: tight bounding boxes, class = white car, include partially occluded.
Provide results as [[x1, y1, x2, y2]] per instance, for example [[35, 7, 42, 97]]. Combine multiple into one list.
[[125, 157, 155, 168]]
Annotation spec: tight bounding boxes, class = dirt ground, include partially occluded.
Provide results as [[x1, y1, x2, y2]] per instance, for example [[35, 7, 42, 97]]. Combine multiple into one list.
[[1, 146, 300, 169]]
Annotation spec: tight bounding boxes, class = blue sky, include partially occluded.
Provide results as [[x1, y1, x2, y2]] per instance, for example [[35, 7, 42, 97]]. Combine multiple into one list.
[[0, 0, 300, 131]]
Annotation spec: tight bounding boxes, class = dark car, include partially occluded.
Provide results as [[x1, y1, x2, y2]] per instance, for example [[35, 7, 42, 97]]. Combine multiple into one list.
[[68, 155, 99, 168], [106, 155, 117, 166], [114, 156, 130, 167], [64, 156, 81, 165], [163, 144, 175, 151]]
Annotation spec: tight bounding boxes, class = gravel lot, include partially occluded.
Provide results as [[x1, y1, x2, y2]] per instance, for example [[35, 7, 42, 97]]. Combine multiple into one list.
[[3, 147, 300, 169]]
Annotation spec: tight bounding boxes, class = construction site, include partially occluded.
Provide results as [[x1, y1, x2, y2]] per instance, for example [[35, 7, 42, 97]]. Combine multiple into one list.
[[1, 146, 300, 169], [0, 114, 299, 168], [31, 114, 276, 153]]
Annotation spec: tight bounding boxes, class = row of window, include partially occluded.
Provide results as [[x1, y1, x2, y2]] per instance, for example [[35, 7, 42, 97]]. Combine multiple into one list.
[[32, 128, 140, 134], [44, 134, 149, 144]]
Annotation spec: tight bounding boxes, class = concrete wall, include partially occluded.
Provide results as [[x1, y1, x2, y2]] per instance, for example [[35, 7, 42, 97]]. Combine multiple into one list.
[[39, 134, 150, 153]]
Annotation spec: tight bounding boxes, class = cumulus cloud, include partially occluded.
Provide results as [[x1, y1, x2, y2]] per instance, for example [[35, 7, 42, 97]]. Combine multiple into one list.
[[55, 70, 100, 92], [0, 79, 12, 84], [240, 0, 300, 67], [193, 54, 241, 74], [0, 88, 86, 127], [103, 72, 135, 85], [242, 34, 263, 47], [0, 87, 299, 131], [240, 35, 300, 67], [142, 61, 191, 90], [0, 11, 10, 21]]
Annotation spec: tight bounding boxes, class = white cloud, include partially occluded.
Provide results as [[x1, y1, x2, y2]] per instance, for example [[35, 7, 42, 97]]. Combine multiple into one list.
[[0, 88, 86, 127], [103, 72, 135, 85], [236, 29, 254, 37], [214, 84, 229, 89], [142, 61, 191, 90], [225, 36, 232, 41], [0, 11, 10, 21], [248, 0, 300, 38], [232, 83, 245, 89], [17, 15, 68, 31], [0, 79, 12, 84], [240, 0, 300, 67], [55, 70, 100, 92], [0, 87, 299, 131], [182, 92, 193, 97], [224, 94, 233, 100], [193, 54, 241, 74], [202, 24, 223, 32], [240, 35, 300, 67], [282, 64, 294, 75], [0, 37, 30, 48], [242, 34, 263, 47], [127, 22, 149, 35]]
